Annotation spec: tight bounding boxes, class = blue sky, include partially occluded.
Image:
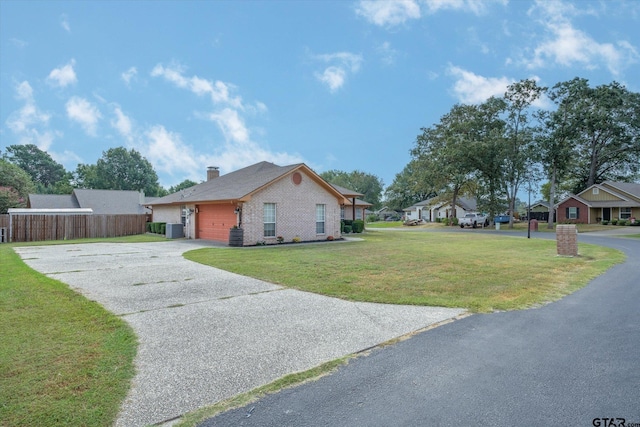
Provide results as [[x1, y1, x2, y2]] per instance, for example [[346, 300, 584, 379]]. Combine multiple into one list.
[[1, 0, 638, 193]]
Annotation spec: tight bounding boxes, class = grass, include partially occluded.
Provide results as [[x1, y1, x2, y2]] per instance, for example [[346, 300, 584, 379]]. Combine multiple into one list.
[[0, 235, 162, 427], [184, 230, 624, 313]]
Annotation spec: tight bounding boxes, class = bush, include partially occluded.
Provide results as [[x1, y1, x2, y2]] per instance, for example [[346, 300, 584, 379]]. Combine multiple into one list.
[[343, 225, 352, 234], [452, 217, 459, 226], [443, 218, 450, 226], [366, 214, 378, 223], [617, 220, 627, 226], [352, 220, 365, 233], [147, 222, 166, 234], [611, 219, 618, 226], [292, 236, 301, 243], [160, 223, 166, 234], [601, 220, 609, 225]]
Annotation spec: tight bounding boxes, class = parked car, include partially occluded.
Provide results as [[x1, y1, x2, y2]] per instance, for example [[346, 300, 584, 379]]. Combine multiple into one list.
[[459, 213, 489, 228]]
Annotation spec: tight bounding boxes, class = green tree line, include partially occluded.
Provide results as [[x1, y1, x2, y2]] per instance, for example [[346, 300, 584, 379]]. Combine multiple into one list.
[[385, 77, 640, 229]]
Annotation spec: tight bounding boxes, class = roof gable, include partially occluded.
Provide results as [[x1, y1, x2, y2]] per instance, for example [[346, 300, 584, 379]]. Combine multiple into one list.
[[73, 189, 145, 214], [150, 162, 348, 206], [28, 194, 79, 209]]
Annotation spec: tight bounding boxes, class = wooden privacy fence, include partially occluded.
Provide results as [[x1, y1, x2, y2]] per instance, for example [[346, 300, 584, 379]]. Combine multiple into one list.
[[1, 214, 148, 243]]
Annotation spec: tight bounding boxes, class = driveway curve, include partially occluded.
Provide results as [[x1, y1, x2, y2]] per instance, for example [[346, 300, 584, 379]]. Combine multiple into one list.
[[14, 241, 465, 427], [200, 233, 640, 427]]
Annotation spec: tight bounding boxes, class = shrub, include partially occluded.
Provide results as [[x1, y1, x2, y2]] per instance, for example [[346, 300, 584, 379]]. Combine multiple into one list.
[[443, 218, 450, 226], [366, 214, 378, 223], [601, 220, 609, 225], [292, 236, 301, 243], [343, 225, 352, 234], [617, 220, 627, 226], [611, 219, 618, 226], [276, 236, 284, 244], [160, 223, 166, 234], [353, 220, 365, 233], [452, 217, 459, 226]]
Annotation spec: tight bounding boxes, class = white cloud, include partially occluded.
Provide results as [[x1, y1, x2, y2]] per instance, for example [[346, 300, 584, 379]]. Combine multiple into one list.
[[5, 81, 58, 151], [356, 0, 505, 26], [208, 108, 250, 143], [312, 51, 363, 93], [46, 59, 77, 88], [447, 65, 513, 104], [151, 63, 243, 108], [121, 67, 138, 85], [377, 41, 399, 65], [111, 107, 133, 140], [142, 126, 200, 178], [355, 0, 421, 26], [524, 0, 639, 75], [66, 96, 101, 136], [10, 38, 28, 48], [60, 14, 71, 32]]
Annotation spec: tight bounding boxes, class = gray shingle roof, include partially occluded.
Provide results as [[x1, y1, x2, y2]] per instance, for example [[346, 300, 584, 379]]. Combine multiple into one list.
[[28, 194, 79, 209], [151, 162, 313, 205], [73, 189, 146, 214]]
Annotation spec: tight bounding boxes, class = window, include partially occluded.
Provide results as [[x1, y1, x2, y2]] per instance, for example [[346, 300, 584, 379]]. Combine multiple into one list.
[[568, 207, 578, 219], [264, 203, 276, 237], [593, 188, 599, 195], [620, 207, 631, 219], [316, 204, 325, 234], [356, 208, 363, 220], [181, 205, 187, 226], [340, 205, 345, 220]]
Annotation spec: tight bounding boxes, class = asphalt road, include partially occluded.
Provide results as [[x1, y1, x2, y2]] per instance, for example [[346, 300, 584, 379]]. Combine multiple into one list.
[[200, 233, 640, 427]]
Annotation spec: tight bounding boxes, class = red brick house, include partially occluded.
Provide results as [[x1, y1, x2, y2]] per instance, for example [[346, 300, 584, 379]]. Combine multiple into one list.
[[148, 162, 363, 245], [556, 181, 640, 224]]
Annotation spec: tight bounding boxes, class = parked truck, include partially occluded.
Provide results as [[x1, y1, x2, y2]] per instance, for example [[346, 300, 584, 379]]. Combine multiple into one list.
[[459, 213, 489, 228]]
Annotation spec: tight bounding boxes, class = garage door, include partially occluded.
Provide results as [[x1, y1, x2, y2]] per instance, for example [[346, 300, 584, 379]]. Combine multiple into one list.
[[196, 204, 237, 242]]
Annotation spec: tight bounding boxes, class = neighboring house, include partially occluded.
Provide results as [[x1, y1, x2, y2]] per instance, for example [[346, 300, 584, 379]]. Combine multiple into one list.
[[147, 162, 352, 245], [556, 181, 640, 224], [403, 197, 436, 222], [430, 197, 478, 221], [28, 189, 150, 215], [527, 200, 555, 222], [374, 206, 400, 221], [329, 184, 372, 221]]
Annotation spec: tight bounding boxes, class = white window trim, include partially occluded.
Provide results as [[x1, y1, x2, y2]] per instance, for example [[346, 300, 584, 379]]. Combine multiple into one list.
[[620, 207, 631, 219], [568, 207, 578, 220], [316, 204, 326, 234], [264, 203, 276, 237], [593, 188, 599, 195]]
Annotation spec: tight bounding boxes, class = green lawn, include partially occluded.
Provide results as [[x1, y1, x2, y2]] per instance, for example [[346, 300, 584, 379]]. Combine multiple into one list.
[[0, 235, 164, 427], [185, 230, 624, 312]]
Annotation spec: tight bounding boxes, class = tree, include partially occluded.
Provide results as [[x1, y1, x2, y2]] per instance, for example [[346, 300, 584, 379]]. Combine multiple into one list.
[[501, 79, 546, 228], [559, 79, 640, 192], [383, 160, 435, 211], [168, 179, 199, 194], [0, 159, 36, 213], [536, 80, 579, 228], [411, 104, 486, 222], [74, 147, 164, 196], [3, 144, 67, 192], [320, 170, 384, 210]]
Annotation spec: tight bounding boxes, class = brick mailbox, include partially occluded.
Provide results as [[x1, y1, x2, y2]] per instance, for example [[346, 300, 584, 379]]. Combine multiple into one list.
[[556, 224, 578, 256]]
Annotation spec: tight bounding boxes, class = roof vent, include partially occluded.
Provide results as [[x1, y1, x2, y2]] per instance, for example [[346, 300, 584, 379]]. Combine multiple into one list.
[[207, 166, 220, 181]]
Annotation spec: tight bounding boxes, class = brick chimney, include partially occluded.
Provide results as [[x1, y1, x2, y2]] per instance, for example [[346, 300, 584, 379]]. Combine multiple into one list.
[[207, 166, 219, 181]]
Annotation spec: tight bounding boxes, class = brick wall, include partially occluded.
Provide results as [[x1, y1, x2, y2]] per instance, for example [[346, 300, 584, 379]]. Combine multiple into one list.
[[242, 171, 342, 245], [557, 199, 589, 223], [556, 224, 578, 256]]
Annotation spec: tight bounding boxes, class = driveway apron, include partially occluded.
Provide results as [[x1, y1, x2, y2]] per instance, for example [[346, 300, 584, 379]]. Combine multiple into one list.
[[14, 241, 465, 427]]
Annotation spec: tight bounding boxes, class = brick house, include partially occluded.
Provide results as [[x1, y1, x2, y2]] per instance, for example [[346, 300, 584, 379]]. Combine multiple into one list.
[[556, 181, 640, 224], [148, 162, 353, 245]]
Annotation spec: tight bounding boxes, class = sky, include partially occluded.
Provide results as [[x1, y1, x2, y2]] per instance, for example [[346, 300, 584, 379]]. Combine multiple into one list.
[[1, 0, 639, 194]]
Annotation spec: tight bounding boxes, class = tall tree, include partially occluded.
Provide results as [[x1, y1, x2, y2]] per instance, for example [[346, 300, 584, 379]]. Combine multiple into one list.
[[411, 104, 480, 221], [320, 169, 384, 210], [561, 79, 640, 192], [536, 80, 578, 229], [3, 144, 67, 192], [0, 159, 36, 213], [502, 79, 545, 228], [74, 147, 164, 196], [383, 160, 435, 211]]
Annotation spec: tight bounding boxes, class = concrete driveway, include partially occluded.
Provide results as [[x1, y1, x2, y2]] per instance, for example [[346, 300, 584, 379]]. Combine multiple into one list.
[[14, 241, 465, 427]]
